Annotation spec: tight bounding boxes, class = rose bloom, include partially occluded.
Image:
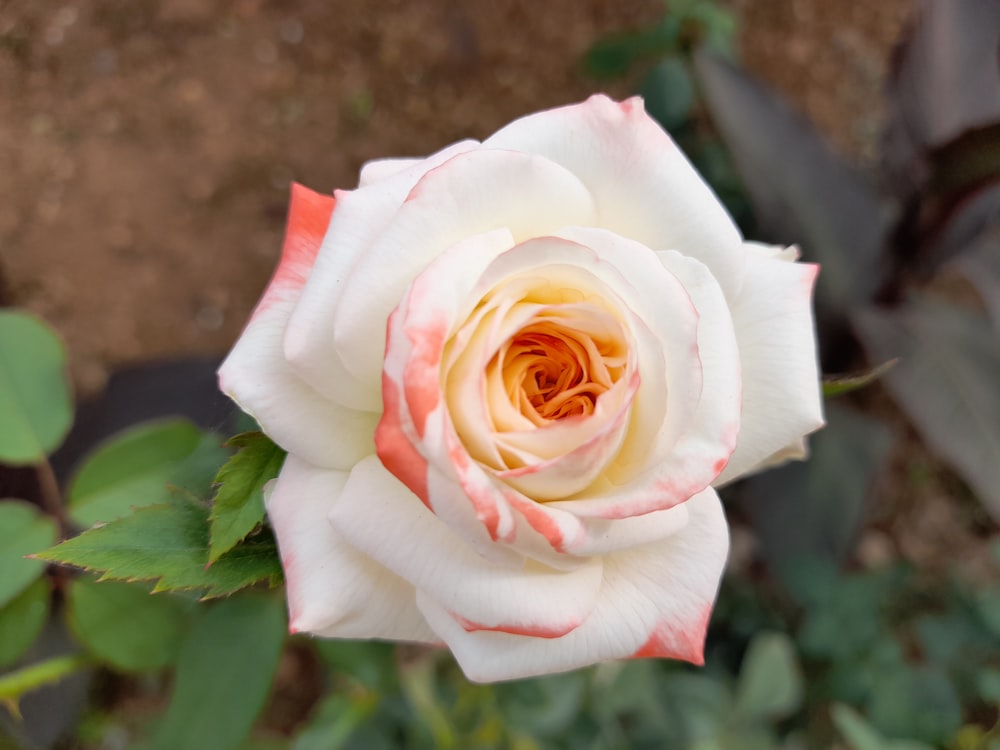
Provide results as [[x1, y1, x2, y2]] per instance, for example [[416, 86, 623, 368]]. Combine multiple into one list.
[[219, 95, 823, 682]]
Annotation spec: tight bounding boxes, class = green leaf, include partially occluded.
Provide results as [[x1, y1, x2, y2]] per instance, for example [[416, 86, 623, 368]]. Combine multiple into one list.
[[209, 432, 285, 564], [0, 499, 58, 608], [640, 57, 696, 132], [67, 578, 192, 672], [68, 419, 229, 527], [0, 578, 50, 668], [732, 631, 803, 723], [153, 593, 287, 750], [0, 653, 93, 707], [822, 359, 899, 398], [854, 299, 1000, 520], [292, 691, 379, 750], [867, 665, 963, 746], [831, 703, 934, 750], [37, 493, 282, 598], [0, 311, 73, 464]]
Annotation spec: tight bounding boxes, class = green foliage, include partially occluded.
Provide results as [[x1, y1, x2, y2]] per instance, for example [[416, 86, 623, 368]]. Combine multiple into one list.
[[152, 593, 287, 750], [0, 310, 73, 464], [209, 431, 285, 563], [832, 703, 934, 750], [638, 57, 695, 131], [0, 578, 49, 668], [582, 0, 733, 79], [67, 418, 230, 527], [37, 492, 282, 598], [67, 578, 193, 672], [732, 632, 803, 723], [822, 359, 898, 398], [0, 499, 57, 608]]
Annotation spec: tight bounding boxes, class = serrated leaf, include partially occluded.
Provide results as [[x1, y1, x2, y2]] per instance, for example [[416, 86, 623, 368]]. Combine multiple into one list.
[[0, 578, 50, 668], [0, 311, 73, 464], [153, 593, 286, 750], [732, 631, 803, 723], [854, 299, 1000, 520], [0, 499, 58, 608], [68, 419, 229, 527], [67, 578, 192, 672], [209, 432, 285, 563], [822, 359, 899, 398], [37, 494, 282, 598]]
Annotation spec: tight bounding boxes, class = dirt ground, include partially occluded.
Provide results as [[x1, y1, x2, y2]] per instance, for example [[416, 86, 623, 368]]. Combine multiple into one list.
[[0, 0, 914, 397]]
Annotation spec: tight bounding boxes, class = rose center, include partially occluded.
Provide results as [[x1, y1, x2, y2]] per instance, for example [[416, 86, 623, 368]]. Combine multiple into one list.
[[492, 311, 628, 428]]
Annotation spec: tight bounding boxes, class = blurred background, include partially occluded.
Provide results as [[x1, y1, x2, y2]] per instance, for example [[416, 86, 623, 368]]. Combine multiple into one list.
[[6, 1, 1000, 749]]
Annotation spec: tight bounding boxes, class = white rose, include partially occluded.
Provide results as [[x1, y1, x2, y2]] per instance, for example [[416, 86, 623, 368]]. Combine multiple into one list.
[[219, 95, 823, 682]]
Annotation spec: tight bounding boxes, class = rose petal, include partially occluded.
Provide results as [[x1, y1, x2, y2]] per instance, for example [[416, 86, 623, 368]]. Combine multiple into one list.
[[218, 184, 377, 470], [713, 252, 824, 485], [266, 455, 436, 641], [285, 140, 481, 412], [544, 240, 741, 518], [331, 455, 603, 638], [417, 486, 728, 682], [484, 94, 746, 299], [332, 148, 598, 388]]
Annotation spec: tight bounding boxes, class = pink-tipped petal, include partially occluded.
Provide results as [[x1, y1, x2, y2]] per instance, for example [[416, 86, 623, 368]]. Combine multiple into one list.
[[485, 94, 746, 299], [332, 149, 597, 387], [330, 455, 603, 639], [218, 186, 378, 470], [714, 253, 823, 485], [285, 140, 482, 412], [266, 456, 436, 642], [417, 487, 728, 683], [546, 245, 741, 518]]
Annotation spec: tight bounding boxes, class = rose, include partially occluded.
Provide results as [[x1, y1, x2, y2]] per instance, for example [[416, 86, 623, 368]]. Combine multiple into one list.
[[219, 95, 823, 682]]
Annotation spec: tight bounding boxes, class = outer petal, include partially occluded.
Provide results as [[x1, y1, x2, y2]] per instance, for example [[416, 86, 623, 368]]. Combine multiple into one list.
[[418, 487, 729, 682], [266, 455, 436, 642], [218, 184, 377, 470], [358, 157, 426, 187], [331, 455, 604, 639], [333, 149, 598, 387], [713, 253, 824, 485], [484, 94, 746, 299], [285, 140, 481, 412]]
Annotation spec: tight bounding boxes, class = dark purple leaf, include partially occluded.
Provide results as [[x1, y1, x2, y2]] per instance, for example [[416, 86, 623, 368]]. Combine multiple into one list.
[[853, 298, 1000, 520], [884, 0, 1000, 194], [954, 226, 1000, 328], [693, 51, 889, 346], [737, 403, 893, 581]]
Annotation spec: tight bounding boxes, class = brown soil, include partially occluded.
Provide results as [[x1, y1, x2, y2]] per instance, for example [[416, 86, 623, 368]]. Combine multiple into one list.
[[1, 0, 914, 398]]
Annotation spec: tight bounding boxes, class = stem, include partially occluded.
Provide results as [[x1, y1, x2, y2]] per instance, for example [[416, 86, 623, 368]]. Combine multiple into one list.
[[35, 457, 68, 536], [0, 653, 94, 716]]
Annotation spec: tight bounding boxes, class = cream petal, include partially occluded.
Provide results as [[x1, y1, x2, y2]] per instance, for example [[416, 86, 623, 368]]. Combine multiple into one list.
[[266, 455, 436, 642]]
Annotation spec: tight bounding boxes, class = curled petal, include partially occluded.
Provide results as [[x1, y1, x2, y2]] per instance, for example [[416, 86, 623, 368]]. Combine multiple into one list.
[[285, 140, 481, 412], [485, 94, 746, 299], [218, 184, 377, 470], [331, 456, 604, 638], [266, 455, 436, 642], [714, 252, 824, 485], [333, 148, 598, 388], [418, 487, 728, 682]]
